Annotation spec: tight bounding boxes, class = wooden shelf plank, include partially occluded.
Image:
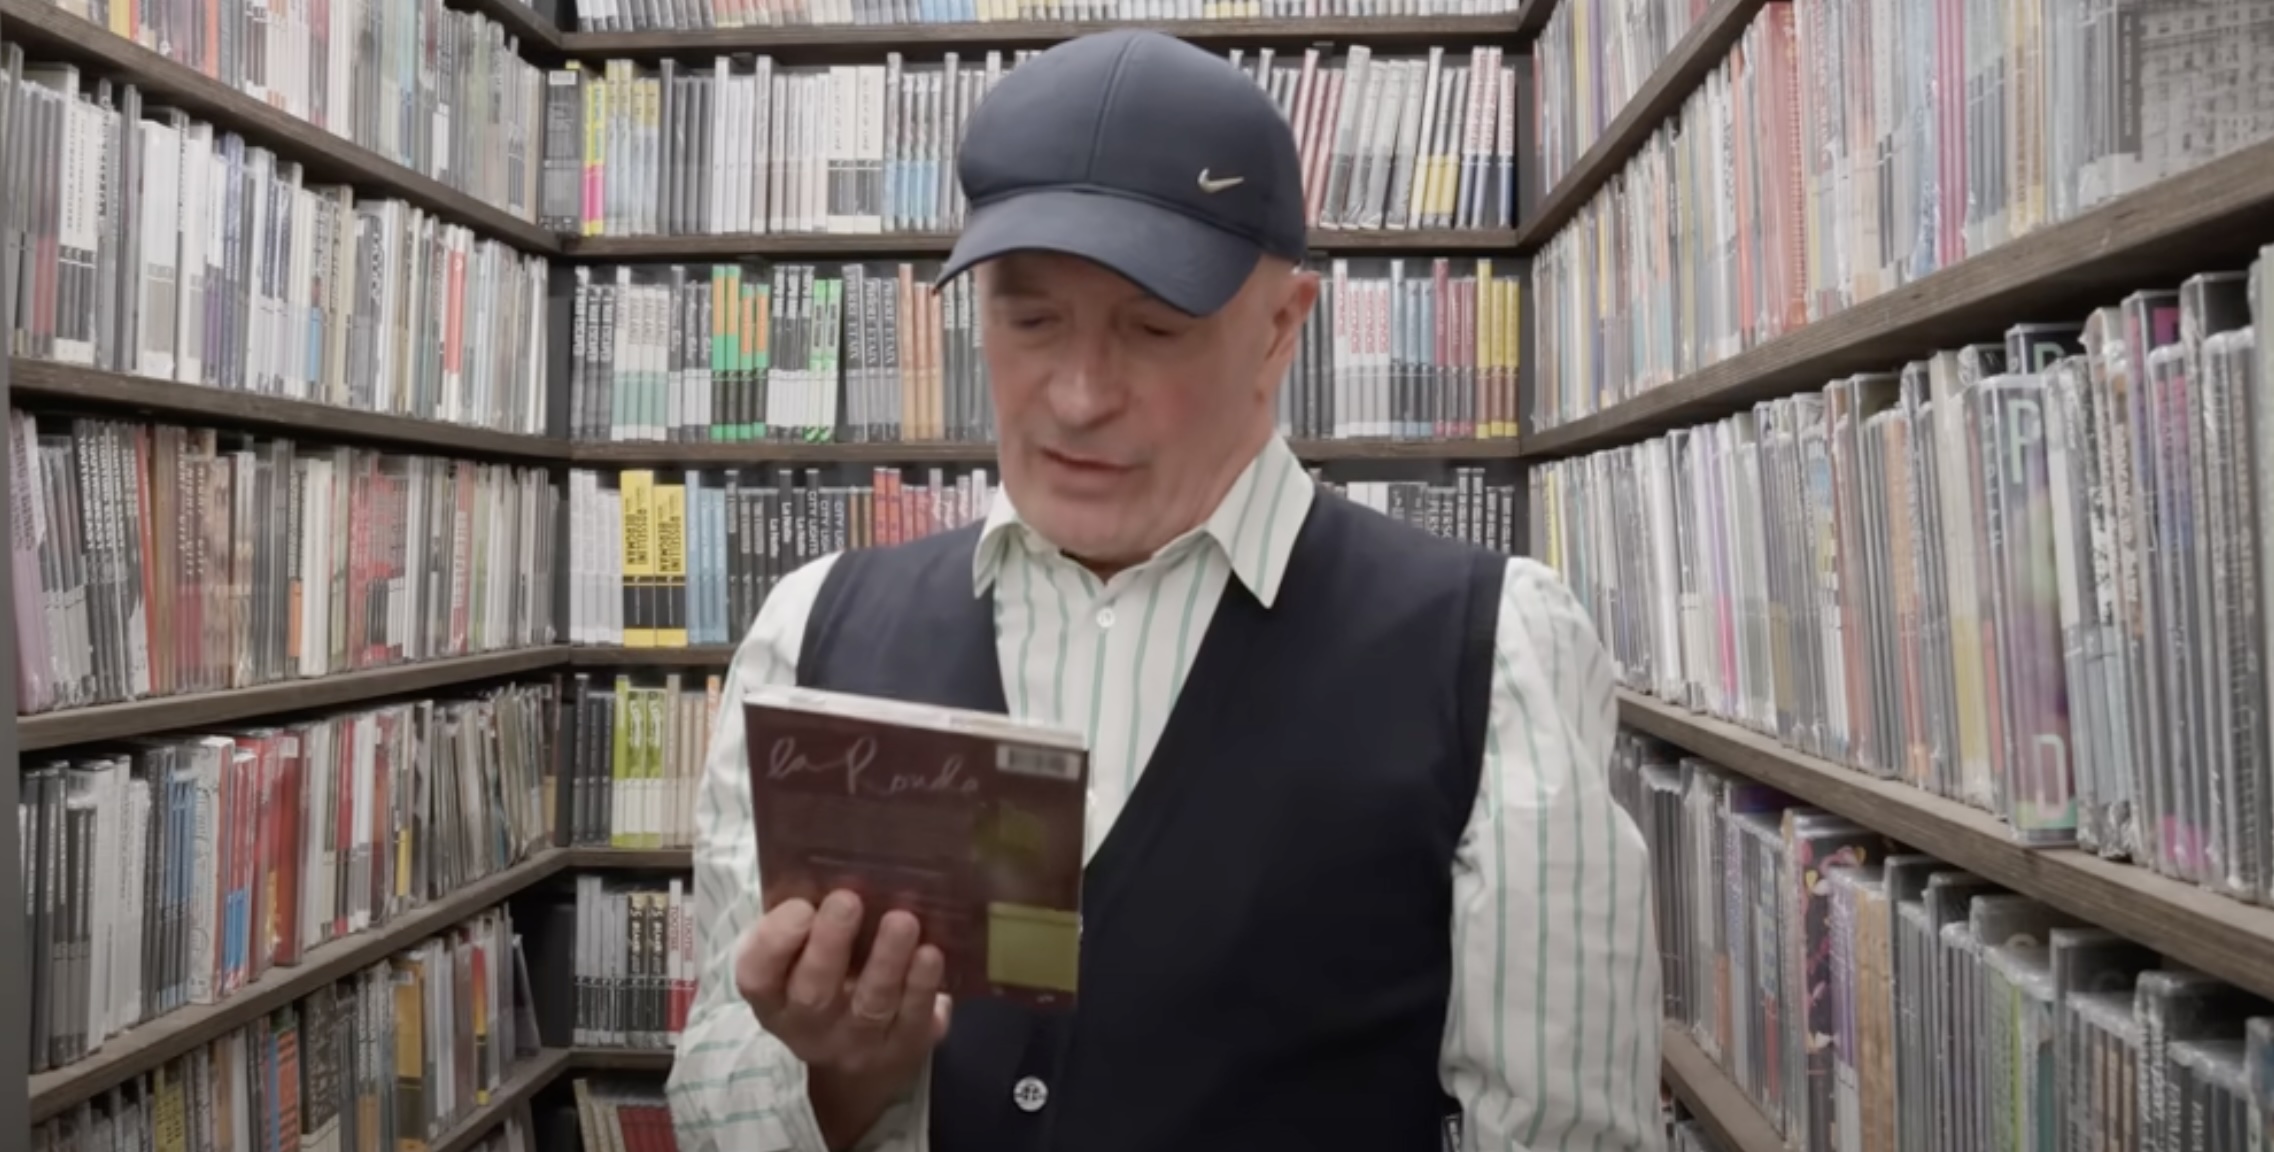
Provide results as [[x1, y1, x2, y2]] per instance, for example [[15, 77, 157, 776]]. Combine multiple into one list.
[[446, 0, 565, 52], [0, 0, 559, 254], [1291, 437, 1525, 461], [1511, 0, 1555, 39], [1512, 0, 1765, 254], [8, 360, 568, 462], [570, 440, 996, 464], [566, 847, 697, 870], [1660, 1027, 1782, 1152], [1618, 690, 2274, 1004], [432, 1049, 576, 1152], [570, 1048, 677, 1071], [564, 228, 1517, 261], [1522, 134, 2274, 459], [27, 851, 572, 1122], [568, 437, 1523, 466], [18, 648, 571, 752], [561, 15, 1528, 59], [568, 646, 737, 669]]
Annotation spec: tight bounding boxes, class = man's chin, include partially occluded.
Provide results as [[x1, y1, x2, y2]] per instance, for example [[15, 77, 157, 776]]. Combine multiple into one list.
[[1024, 509, 1134, 563]]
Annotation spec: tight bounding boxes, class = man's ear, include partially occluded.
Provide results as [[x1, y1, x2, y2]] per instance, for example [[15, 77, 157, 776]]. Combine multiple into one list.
[[1263, 269, 1322, 373]]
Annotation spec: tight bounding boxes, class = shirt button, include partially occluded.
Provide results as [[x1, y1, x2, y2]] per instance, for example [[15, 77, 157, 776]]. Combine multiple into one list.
[[1096, 607, 1115, 629], [1013, 1075, 1049, 1113]]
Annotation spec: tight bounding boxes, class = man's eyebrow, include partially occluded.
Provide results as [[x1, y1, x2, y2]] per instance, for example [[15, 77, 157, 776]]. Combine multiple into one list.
[[981, 261, 1049, 298]]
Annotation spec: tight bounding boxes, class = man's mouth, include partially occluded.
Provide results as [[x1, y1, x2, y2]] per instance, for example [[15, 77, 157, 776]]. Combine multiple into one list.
[[1041, 448, 1128, 475]]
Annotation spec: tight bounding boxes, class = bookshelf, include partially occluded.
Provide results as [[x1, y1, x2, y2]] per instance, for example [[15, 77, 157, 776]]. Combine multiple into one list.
[[20, 0, 2274, 1148], [7, 361, 569, 462], [1520, 131, 2274, 459], [1658, 1028, 1779, 1152], [1531, 0, 2274, 1148], [1619, 690, 2274, 1006], [15, 648, 574, 752], [0, 0, 1535, 1146], [0, 21, 23, 1149], [0, 0, 560, 251], [563, 226, 1523, 258], [1509, 0, 1761, 253], [567, 437, 1528, 465], [561, 12, 1537, 56], [24, 852, 572, 1123]]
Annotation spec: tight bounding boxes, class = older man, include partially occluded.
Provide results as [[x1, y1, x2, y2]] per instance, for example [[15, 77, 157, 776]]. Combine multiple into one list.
[[666, 28, 1661, 1152]]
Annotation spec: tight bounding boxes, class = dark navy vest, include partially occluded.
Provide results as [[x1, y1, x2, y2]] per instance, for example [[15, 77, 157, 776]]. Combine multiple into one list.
[[796, 489, 1505, 1152]]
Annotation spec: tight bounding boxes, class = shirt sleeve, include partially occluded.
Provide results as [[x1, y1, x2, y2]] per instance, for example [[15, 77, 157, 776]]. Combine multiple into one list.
[[666, 552, 933, 1152], [1440, 557, 1664, 1152]]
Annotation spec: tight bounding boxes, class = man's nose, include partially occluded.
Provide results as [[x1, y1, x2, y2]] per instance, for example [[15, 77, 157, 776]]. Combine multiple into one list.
[[1045, 343, 1126, 428]]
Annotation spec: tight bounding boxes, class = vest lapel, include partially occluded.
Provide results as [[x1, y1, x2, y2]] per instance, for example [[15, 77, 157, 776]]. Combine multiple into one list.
[[1075, 534, 1287, 929], [901, 531, 1012, 715]]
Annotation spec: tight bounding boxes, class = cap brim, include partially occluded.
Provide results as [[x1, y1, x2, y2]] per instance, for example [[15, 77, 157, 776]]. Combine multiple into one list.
[[939, 189, 1264, 317]]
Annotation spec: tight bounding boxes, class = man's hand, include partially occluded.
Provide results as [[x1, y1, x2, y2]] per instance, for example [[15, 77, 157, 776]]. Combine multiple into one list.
[[736, 890, 951, 1150]]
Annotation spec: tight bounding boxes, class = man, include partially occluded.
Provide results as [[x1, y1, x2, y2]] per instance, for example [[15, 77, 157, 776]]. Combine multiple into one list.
[[667, 28, 1660, 1152]]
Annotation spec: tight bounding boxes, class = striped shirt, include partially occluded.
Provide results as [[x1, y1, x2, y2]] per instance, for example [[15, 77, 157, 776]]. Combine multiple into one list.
[[667, 435, 1663, 1152]]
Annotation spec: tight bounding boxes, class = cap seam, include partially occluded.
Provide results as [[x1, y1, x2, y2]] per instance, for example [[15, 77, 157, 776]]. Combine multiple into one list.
[[1083, 37, 1140, 183]]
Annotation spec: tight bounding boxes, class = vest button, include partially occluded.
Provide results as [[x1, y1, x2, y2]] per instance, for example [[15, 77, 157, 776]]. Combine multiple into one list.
[[1012, 1075, 1049, 1113]]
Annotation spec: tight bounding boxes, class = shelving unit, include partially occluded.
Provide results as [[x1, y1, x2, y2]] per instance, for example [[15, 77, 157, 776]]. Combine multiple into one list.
[[1519, 131, 2274, 459], [7, 361, 569, 462], [567, 646, 739, 669], [1508, 0, 1762, 253], [0, 0, 1537, 1143], [1619, 692, 2274, 1005], [562, 12, 1533, 56], [563, 227, 1522, 259], [25, 852, 572, 1123], [1658, 1028, 1779, 1152], [1516, 0, 2274, 1147], [567, 436, 1526, 466], [0, 0, 560, 251], [37, 0, 2267, 1146], [15, 648, 575, 752]]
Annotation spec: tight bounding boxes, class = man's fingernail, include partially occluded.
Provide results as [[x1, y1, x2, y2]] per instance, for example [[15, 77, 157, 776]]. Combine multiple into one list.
[[825, 891, 860, 921]]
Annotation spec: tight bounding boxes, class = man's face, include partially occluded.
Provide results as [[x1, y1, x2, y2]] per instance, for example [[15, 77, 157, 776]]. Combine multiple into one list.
[[978, 251, 1316, 568]]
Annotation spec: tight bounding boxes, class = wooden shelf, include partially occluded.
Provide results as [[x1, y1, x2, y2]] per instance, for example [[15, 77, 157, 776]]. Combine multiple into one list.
[[0, 0, 559, 254], [1522, 134, 2274, 459], [566, 847, 697, 870], [571, 440, 996, 464], [17, 648, 571, 752], [8, 360, 568, 462], [571, 1047, 678, 1072], [570, 437, 1522, 466], [1511, 0, 1554, 39], [1660, 1027, 1781, 1152], [568, 646, 738, 669], [432, 1049, 575, 1152], [1291, 437, 1524, 461], [1618, 690, 2274, 1004], [561, 14, 1529, 60], [26, 851, 573, 1123], [1512, 0, 1765, 254], [563, 228, 1517, 261], [447, 0, 566, 52], [567, 232, 957, 260]]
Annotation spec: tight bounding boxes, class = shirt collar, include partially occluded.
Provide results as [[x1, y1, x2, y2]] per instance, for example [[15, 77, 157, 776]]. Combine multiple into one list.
[[972, 435, 1316, 608]]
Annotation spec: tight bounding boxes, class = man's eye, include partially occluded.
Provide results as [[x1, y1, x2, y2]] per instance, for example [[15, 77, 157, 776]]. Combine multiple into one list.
[[1009, 316, 1052, 331], [1140, 325, 1181, 339]]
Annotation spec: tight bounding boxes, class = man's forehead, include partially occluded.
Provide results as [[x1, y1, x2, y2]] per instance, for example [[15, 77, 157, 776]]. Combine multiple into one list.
[[979, 252, 1157, 300]]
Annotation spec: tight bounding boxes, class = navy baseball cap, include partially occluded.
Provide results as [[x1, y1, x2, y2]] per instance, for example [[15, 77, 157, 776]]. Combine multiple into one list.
[[940, 29, 1310, 317]]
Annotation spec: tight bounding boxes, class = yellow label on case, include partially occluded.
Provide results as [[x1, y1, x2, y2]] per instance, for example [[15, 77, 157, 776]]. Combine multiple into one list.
[[986, 903, 1081, 993]]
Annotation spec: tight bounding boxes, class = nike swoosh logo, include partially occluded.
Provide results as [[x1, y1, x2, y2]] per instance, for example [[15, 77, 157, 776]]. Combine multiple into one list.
[[1197, 170, 1245, 193]]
